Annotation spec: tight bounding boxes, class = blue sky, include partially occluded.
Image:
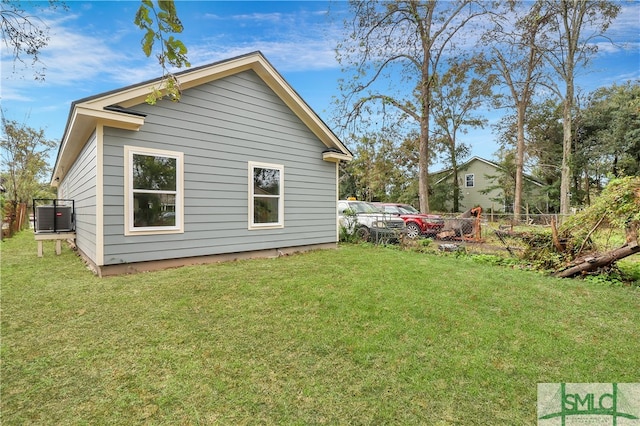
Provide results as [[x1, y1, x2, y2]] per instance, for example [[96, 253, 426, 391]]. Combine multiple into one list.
[[2, 0, 639, 169]]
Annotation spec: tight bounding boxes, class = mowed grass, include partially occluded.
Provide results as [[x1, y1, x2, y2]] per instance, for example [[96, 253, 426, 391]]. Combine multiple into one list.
[[2, 231, 639, 425]]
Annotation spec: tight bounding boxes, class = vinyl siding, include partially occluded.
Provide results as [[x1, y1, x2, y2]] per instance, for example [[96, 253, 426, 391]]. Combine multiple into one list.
[[458, 161, 503, 210], [101, 70, 337, 265], [59, 132, 98, 262]]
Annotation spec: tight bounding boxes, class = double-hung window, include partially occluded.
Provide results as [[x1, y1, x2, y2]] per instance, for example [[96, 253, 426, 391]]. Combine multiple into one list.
[[249, 161, 284, 229], [125, 146, 184, 235], [465, 173, 475, 188]]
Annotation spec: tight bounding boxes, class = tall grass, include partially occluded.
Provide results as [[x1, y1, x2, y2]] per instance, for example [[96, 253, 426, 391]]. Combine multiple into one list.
[[2, 231, 639, 424]]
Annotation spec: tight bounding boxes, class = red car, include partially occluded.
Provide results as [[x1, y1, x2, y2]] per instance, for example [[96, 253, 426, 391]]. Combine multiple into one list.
[[373, 203, 445, 239]]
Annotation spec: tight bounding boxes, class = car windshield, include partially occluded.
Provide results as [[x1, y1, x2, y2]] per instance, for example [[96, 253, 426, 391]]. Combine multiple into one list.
[[382, 205, 401, 214], [349, 202, 381, 214], [398, 205, 419, 214]]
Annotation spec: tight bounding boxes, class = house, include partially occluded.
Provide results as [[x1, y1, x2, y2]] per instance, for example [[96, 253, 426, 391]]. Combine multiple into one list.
[[431, 156, 546, 213], [52, 52, 352, 276]]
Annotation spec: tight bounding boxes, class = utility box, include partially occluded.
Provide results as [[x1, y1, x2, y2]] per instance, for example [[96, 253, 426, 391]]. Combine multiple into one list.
[[33, 199, 75, 233]]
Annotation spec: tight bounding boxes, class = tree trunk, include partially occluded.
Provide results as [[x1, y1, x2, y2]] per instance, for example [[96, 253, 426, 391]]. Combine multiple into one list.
[[418, 58, 431, 214], [583, 169, 590, 205], [418, 123, 430, 213], [451, 148, 459, 212], [559, 94, 572, 218], [514, 101, 526, 222]]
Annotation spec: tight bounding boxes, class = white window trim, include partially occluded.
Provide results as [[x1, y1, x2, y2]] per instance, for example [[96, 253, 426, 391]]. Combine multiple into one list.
[[124, 145, 184, 236], [248, 161, 284, 230], [465, 173, 475, 188]]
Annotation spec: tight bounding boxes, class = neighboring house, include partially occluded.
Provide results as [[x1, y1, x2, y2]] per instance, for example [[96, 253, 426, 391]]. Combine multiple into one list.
[[52, 52, 352, 276], [431, 156, 546, 212]]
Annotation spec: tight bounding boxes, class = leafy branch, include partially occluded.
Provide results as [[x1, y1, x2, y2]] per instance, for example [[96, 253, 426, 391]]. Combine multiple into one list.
[[134, 0, 190, 104]]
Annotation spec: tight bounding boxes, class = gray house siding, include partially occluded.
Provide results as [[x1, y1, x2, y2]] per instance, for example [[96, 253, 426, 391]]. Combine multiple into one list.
[[59, 132, 98, 262], [101, 70, 337, 265]]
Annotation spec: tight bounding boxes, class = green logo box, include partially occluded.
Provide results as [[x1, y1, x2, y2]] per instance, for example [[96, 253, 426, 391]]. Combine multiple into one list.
[[538, 383, 640, 425]]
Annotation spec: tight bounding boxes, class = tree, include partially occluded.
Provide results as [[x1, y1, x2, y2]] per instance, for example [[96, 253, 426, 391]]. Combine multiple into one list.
[[0, 116, 57, 205], [570, 91, 599, 205], [340, 132, 411, 202], [483, 148, 517, 212], [431, 57, 494, 212], [0, 0, 67, 80], [483, 1, 550, 220], [494, 98, 564, 212], [580, 81, 640, 179], [538, 0, 620, 216], [335, 0, 491, 213]]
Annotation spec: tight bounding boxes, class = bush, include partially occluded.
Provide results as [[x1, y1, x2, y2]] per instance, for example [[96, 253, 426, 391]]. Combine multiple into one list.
[[339, 208, 358, 243]]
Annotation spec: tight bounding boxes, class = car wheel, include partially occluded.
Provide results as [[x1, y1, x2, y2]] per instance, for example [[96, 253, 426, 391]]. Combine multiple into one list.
[[355, 226, 370, 242], [406, 222, 421, 239]]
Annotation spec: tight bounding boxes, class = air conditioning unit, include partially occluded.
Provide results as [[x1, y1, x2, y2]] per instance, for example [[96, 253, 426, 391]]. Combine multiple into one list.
[[35, 205, 74, 232]]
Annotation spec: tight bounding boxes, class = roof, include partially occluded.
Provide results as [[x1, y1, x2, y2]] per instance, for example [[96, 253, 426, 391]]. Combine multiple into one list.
[[52, 51, 352, 185], [433, 156, 544, 186]]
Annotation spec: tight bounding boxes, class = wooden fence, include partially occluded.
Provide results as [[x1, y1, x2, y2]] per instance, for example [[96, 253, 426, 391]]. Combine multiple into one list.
[[2, 202, 28, 239]]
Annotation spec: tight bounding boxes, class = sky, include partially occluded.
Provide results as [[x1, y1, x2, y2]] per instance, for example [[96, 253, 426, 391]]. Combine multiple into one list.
[[1, 0, 639, 171]]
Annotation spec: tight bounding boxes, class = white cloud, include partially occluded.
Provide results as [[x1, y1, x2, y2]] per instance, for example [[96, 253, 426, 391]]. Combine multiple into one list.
[[229, 12, 286, 23], [186, 7, 343, 72], [0, 85, 34, 103], [43, 19, 133, 84], [186, 37, 338, 73], [2, 13, 128, 88], [608, 3, 640, 39], [594, 39, 640, 55]]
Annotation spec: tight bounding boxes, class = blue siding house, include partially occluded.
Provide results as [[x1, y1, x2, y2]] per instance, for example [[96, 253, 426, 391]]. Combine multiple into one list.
[[52, 52, 352, 276]]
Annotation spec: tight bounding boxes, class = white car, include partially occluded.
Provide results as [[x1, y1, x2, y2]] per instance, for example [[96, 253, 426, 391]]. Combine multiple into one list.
[[338, 200, 406, 242]]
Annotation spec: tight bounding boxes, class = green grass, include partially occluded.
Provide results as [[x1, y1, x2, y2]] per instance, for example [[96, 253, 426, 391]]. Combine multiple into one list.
[[2, 231, 639, 424]]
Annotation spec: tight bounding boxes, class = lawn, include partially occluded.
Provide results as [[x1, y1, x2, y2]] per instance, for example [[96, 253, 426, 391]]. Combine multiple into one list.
[[2, 231, 639, 424]]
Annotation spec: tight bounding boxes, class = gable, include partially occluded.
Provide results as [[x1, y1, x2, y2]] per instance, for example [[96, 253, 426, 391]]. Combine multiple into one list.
[[433, 157, 543, 187], [52, 51, 351, 185], [463, 159, 505, 186], [110, 70, 336, 167]]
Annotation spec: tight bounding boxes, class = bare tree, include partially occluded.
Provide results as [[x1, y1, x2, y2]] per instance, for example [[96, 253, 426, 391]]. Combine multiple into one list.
[[483, 1, 550, 221], [335, 0, 491, 213], [0, 1, 67, 80], [431, 57, 495, 212], [538, 0, 620, 217]]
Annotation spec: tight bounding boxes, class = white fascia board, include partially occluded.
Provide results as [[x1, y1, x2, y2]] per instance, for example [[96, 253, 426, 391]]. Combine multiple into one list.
[[251, 61, 350, 156], [51, 105, 145, 186], [323, 151, 353, 163], [75, 106, 145, 130]]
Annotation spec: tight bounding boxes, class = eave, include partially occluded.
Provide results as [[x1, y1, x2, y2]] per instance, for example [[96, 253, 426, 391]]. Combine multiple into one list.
[[322, 149, 352, 163], [52, 107, 145, 186]]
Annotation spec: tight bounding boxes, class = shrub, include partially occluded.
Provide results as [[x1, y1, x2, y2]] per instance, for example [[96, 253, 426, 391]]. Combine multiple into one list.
[[339, 208, 358, 243]]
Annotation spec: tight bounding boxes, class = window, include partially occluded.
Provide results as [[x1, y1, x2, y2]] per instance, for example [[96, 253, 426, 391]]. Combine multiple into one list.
[[465, 173, 475, 188], [125, 146, 183, 235], [249, 161, 284, 229]]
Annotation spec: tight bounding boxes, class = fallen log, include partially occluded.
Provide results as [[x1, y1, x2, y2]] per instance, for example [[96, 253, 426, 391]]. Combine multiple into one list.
[[554, 240, 640, 278]]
